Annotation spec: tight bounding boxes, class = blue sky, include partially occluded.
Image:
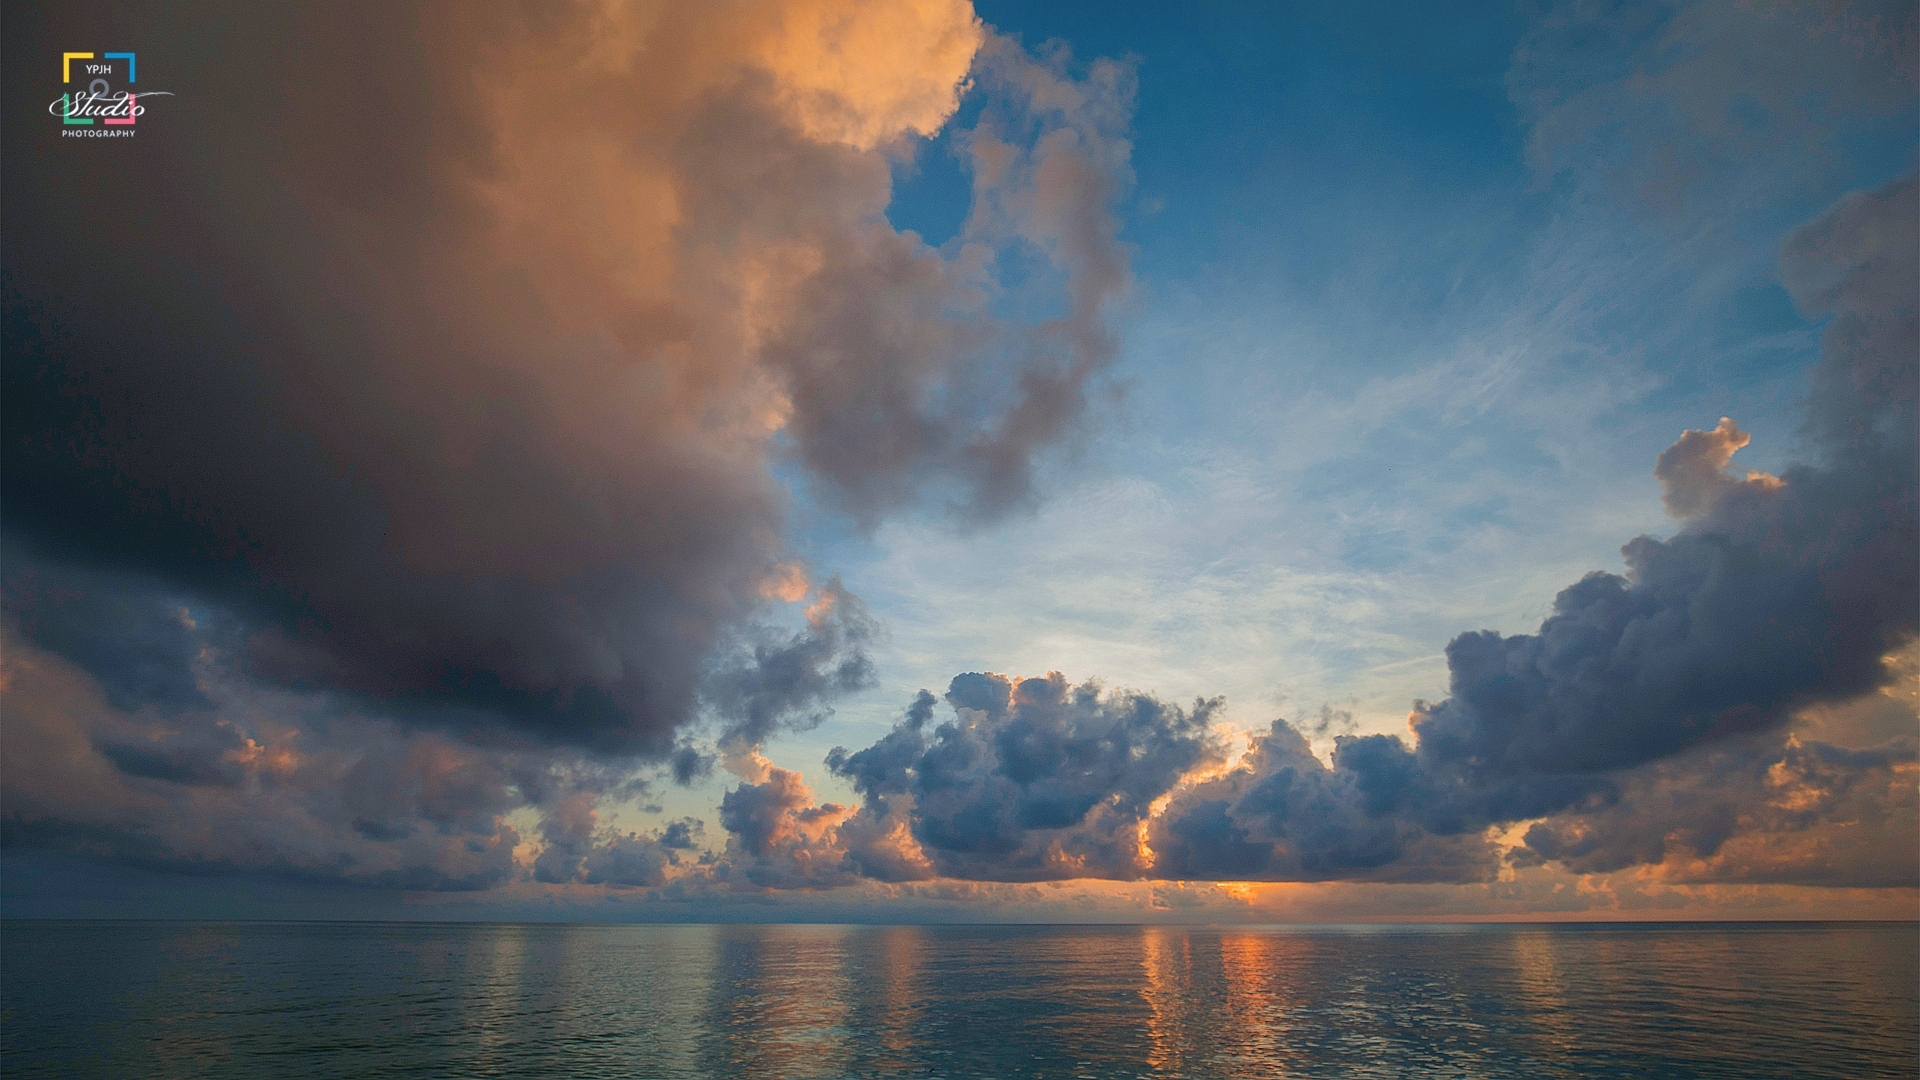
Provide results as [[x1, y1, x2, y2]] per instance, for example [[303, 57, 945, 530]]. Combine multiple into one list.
[[725, 0, 1917, 824], [3, 0, 1913, 920]]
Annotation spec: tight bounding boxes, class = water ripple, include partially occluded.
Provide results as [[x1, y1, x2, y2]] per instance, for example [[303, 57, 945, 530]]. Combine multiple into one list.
[[2, 922, 1913, 1078]]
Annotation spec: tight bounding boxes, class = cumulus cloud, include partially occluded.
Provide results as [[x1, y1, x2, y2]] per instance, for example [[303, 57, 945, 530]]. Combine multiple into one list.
[[1507, 641, 1919, 889], [1148, 724, 1502, 884], [1150, 176, 1916, 885], [1408, 177, 1914, 781], [2, 0, 1132, 760], [685, 673, 1225, 887], [714, 764, 859, 888], [0, 0, 1139, 907], [826, 672, 1223, 881], [711, 176, 1916, 891], [1652, 417, 1777, 518]]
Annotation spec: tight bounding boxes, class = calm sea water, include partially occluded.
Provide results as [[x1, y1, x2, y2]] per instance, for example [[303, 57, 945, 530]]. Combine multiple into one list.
[[2, 921, 1913, 1078]]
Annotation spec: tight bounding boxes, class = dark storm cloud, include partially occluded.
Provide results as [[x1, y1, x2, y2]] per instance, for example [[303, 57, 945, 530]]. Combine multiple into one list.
[[96, 725, 248, 789], [0, 625, 534, 891], [2, 554, 220, 715], [1, 1, 1131, 763]]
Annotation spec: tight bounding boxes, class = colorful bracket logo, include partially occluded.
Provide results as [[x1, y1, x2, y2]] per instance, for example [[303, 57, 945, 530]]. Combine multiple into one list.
[[60, 51, 136, 125]]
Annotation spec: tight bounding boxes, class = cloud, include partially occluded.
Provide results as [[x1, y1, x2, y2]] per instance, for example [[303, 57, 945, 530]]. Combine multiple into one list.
[[1780, 176, 1920, 463], [533, 790, 692, 889], [830, 673, 1224, 881], [1516, 729, 1919, 888], [1513, 0, 1916, 214], [1, 555, 224, 716], [0, 611, 725, 893], [2, 0, 1132, 760], [1509, 641, 1920, 888], [1148, 724, 1503, 884], [1409, 176, 1915, 783], [713, 177, 1916, 890], [660, 818, 705, 850], [0, 624, 531, 891], [1653, 416, 1776, 518], [703, 578, 879, 752], [760, 32, 1136, 520], [714, 765, 859, 888], [690, 674, 1225, 885], [671, 674, 1226, 890], [1149, 176, 1917, 884], [1, 2, 1908, 911]]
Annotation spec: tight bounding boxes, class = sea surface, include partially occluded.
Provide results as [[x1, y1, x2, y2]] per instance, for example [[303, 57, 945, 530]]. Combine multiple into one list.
[[1, 921, 1913, 1078]]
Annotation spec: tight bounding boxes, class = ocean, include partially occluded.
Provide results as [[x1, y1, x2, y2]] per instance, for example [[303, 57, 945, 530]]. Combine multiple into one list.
[[2, 921, 1913, 1078]]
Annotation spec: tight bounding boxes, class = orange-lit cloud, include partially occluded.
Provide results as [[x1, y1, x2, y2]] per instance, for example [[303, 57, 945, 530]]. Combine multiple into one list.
[[1653, 417, 1782, 519]]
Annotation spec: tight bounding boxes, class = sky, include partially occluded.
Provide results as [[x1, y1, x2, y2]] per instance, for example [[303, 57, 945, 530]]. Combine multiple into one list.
[[1, 0, 1914, 923]]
